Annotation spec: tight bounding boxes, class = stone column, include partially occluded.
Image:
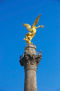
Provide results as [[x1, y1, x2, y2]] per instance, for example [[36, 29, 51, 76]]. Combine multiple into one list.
[[20, 44, 42, 91]]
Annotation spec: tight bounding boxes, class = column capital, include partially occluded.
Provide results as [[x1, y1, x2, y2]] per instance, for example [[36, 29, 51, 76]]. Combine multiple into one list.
[[19, 44, 42, 67]]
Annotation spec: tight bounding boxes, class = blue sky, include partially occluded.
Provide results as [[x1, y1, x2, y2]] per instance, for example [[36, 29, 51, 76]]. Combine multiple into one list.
[[0, 0, 60, 91]]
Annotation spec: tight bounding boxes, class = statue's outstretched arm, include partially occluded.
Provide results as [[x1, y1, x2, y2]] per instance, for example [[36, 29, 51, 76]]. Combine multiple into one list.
[[35, 25, 44, 29]]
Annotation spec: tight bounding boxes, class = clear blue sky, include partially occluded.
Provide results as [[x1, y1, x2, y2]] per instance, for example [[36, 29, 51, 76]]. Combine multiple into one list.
[[0, 0, 60, 91]]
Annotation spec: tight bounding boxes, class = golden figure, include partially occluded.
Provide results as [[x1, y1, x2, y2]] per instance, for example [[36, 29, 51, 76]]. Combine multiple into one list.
[[23, 15, 44, 44]]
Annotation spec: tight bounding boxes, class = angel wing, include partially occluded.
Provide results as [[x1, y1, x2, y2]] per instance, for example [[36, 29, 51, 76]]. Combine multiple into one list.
[[32, 14, 41, 28], [22, 24, 32, 32]]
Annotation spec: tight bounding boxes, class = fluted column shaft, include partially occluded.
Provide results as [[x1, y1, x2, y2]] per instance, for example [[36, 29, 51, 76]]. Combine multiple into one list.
[[24, 63, 37, 91]]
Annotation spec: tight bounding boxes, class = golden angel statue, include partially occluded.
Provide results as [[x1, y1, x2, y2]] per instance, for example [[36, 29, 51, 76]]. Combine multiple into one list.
[[22, 15, 44, 44]]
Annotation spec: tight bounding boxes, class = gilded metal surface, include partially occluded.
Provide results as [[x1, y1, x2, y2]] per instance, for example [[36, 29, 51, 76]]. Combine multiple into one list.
[[23, 15, 44, 44]]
